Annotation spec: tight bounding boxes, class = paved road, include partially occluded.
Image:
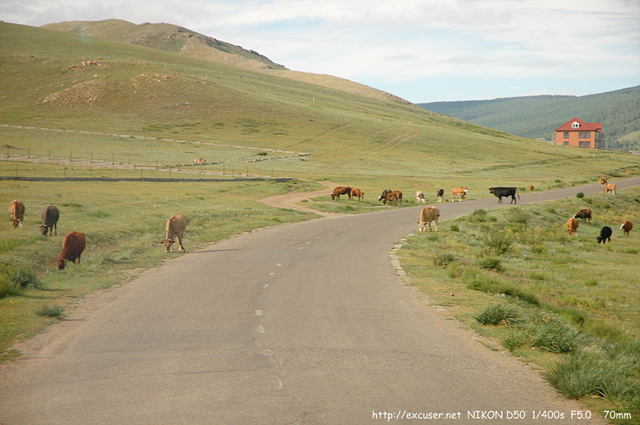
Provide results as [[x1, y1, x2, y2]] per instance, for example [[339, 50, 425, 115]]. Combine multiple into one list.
[[3, 178, 638, 425]]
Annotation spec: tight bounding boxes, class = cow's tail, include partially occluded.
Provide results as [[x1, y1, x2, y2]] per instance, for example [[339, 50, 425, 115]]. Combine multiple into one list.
[[517, 188, 521, 202]]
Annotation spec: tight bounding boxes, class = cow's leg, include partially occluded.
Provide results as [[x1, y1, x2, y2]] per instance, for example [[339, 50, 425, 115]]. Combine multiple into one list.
[[178, 236, 186, 252]]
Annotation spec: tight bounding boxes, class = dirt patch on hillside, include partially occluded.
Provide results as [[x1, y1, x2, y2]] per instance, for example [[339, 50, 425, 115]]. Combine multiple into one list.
[[257, 180, 346, 217]]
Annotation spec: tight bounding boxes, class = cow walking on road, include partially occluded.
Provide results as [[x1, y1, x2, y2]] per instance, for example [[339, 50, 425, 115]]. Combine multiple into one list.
[[489, 187, 520, 204], [417, 207, 440, 232]]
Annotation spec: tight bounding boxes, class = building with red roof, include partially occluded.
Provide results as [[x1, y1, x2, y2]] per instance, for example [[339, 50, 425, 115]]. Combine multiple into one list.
[[555, 118, 603, 149]]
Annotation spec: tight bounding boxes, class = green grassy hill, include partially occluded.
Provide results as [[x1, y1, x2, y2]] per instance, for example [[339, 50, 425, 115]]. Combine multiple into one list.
[[3, 21, 638, 192], [419, 86, 640, 150]]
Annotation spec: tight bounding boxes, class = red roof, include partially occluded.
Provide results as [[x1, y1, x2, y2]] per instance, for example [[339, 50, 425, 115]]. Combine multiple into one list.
[[556, 117, 602, 132]]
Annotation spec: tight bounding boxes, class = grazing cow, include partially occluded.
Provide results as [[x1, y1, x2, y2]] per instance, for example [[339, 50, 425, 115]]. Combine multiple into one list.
[[56, 231, 86, 270], [604, 183, 616, 194], [620, 221, 633, 236], [8, 200, 25, 229], [489, 187, 520, 204], [39, 204, 60, 236], [415, 191, 426, 203], [194, 157, 207, 164], [417, 206, 440, 232], [573, 208, 592, 224], [163, 214, 187, 252], [350, 187, 365, 201], [600, 177, 608, 188], [382, 191, 400, 206], [451, 187, 468, 202], [566, 217, 579, 236], [377, 189, 392, 201], [331, 186, 352, 200], [528, 185, 534, 191], [436, 188, 444, 203], [597, 226, 612, 244]]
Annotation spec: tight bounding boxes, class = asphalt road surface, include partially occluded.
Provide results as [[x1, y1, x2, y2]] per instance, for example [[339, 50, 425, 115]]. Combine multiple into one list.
[[3, 178, 638, 425]]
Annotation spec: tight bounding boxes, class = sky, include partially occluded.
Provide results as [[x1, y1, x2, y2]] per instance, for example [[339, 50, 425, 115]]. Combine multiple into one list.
[[2, 0, 639, 103]]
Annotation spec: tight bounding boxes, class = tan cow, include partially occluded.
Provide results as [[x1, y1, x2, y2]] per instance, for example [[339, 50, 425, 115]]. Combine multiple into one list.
[[415, 191, 426, 203], [350, 187, 365, 201], [600, 177, 608, 188], [418, 206, 440, 232], [567, 217, 579, 236], [163, 214, 187, 252], [620, 221, 633, 236], [451, 187, 468, 202], [194, 157, 207, 164], [604, 183, 616, 194], [8, 200, 25, 229], [56, 231, 86, 270]]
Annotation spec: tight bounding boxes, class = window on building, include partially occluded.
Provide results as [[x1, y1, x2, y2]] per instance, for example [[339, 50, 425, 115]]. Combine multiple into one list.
[[585, 131, 590, 138], [564, 142, 569, 146], [564, 132, 569, 139], [579, 141, 584, 148], [572, 122, 580, 128], [579, 132, 584, 138], [585, 141, 590, 148]]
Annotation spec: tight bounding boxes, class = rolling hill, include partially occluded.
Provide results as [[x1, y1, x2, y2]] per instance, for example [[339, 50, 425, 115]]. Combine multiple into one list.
[[1, 20, 639, 189], [419, 87, 640, 150]]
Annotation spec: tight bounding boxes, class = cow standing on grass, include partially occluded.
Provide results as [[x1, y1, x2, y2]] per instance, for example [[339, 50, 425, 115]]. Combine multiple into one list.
[[436, 188, 444, 203], [331, 186, 352, 200], [597, 226, 612, 244], [39, 204, 60, 236], [8, 200, 25, 229], [620, 221, 633, 236], [350, 188, 365, 201], [573, 208, 592, 224], [566, 217, 579, 236], [56, 231, 86, 270], [415, 191, 426, 203], [163, 214, 187, 252]]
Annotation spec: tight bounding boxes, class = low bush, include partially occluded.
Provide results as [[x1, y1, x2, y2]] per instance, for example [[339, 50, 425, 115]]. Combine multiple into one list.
[[35, 305, 65, 319], [477, 257, 504, 271], [475, 303, 524, 326], [434, 253, 456, 268], [504, 208, 534, 227], [482, 230, 515, 255]]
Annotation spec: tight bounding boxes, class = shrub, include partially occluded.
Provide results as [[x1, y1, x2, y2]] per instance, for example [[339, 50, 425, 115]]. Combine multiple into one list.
[[527, 314, 584, 353], [475, 303, 524, 326], [504, 208, 533, 227], [449, 223, 459, 232], [35, 305, 65, 319], [8, 266, 40, 290], [482, 230, 515, 255], [477, 257, 505, 272], [468, 209, 496, 223], [502, 330, 530, 351], [0, 273, 22, 298], [576, 192, 584, 199], [434, 253, 456, 268]]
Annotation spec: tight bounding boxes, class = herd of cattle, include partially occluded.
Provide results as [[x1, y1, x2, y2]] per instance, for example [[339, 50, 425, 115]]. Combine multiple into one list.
[[4, 178, 634, 269], [330, 179, 634, 243], [7, 199, 186, 270]]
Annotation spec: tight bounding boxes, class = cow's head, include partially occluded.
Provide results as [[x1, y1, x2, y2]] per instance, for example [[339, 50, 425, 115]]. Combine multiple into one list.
[[56, 258, 67, 270], [163, 238, 175, 252], [39, 224, 48, 235]]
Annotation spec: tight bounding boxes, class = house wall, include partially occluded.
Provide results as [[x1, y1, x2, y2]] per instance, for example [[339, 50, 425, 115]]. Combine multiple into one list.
[[555, 130, 598, 149]]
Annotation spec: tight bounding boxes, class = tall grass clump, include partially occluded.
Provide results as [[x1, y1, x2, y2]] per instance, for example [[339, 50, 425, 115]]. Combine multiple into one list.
[[0, 266, 40, 298], [503, 208, 534, 228], [35, 305, 66, 319], [482, 230, 515, 255], [475, 303, 524, 326]]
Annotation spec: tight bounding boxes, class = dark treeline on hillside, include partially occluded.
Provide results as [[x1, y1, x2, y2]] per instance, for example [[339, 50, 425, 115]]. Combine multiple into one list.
[[419, 86, 640, 151]]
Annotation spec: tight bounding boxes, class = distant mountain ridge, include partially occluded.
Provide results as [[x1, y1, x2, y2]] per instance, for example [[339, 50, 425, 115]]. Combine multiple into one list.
[[419, 86, 640, 150]]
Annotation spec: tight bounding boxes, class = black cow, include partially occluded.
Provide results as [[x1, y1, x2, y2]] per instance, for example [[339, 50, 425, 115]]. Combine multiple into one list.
[[377, 189, 392, 201], [436, 188, 444, 203], [597, 226, 612, 244], [489, 187, 520, 204], [39, 204, 60, 236]]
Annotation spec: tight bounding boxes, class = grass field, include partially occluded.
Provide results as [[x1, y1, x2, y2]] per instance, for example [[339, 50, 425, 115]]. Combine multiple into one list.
[[398, 188, 640, 423]]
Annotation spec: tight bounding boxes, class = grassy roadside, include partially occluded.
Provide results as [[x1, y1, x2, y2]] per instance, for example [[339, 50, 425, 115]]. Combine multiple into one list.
[[398, 188, 640, 424], [0, 179, 319, 361]]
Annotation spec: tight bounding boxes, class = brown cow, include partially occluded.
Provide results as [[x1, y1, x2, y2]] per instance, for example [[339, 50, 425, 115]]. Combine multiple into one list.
[[350, 187, 365, 201], [573, 208, 592, 223], [39, 204, 60, 236], [620, 221, 633, 236], [56, 231, 86, 270], [417, 206, 440, 232], [194, 157, 207, 164], [604, 183, 616, 194], [382, 191, 400, 206], [451, 187, 468, 202], [600, 177, 608, 188], [163, 214, 187, 252], [8, 200, 25, 229], [567, 217, 579, 236], [331, 186, 352, 200], [528, 185, 534, 191]]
